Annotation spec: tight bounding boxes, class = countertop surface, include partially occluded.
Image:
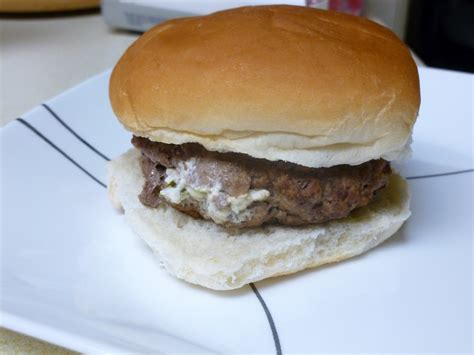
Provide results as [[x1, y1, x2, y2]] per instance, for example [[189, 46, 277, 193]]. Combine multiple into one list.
[[0, 11, 425, 354], [0, 12, 137, 126]]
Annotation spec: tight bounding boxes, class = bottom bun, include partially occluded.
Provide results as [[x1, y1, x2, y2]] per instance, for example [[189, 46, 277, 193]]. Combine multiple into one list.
[[107, 149, 411, 290]]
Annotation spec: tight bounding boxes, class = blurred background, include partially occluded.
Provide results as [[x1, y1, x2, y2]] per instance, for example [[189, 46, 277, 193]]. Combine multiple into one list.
[[0, 0, 473, 353]]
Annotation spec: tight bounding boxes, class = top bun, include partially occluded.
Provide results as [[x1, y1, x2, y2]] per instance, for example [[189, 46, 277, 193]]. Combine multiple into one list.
[[110, 5, 420, 168]]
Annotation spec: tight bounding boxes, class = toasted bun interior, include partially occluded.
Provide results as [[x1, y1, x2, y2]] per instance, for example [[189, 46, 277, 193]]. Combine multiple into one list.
[[107, 149, 411, 290], [109, 5, 420, 168]]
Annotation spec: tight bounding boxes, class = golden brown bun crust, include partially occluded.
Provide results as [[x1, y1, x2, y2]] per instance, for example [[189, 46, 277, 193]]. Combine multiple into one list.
[[110, 5, 420, 167]]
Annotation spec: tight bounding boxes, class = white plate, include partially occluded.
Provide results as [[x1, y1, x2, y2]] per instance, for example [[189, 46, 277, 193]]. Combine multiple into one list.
[[1, 67, 472, 353]]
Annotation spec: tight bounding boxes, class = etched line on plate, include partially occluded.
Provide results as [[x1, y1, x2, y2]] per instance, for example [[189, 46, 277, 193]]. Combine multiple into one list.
[[17, 118, 107, 188], [17, 117, 282, 354], [17, 112, 282, 355], [407, 169, 474, 180], [42, 103, 111, 161], [250, 283, 282, 355]]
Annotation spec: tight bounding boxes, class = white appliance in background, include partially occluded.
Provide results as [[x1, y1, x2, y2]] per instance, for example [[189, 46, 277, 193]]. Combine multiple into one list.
[[101, 0, 329, 32]]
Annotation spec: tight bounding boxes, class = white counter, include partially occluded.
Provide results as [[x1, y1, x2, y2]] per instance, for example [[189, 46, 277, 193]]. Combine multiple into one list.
[[0, 13, 137, 126]]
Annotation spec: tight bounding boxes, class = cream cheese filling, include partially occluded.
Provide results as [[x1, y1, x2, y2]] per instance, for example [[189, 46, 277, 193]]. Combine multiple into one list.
[[159, 158, 269, 224]]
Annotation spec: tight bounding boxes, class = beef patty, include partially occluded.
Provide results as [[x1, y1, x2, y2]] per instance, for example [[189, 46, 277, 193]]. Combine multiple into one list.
[[132, 136, 391, 228]]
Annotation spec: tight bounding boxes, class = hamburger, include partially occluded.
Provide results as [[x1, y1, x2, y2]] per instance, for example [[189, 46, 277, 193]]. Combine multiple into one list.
[[107, 5, 420, 290]]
